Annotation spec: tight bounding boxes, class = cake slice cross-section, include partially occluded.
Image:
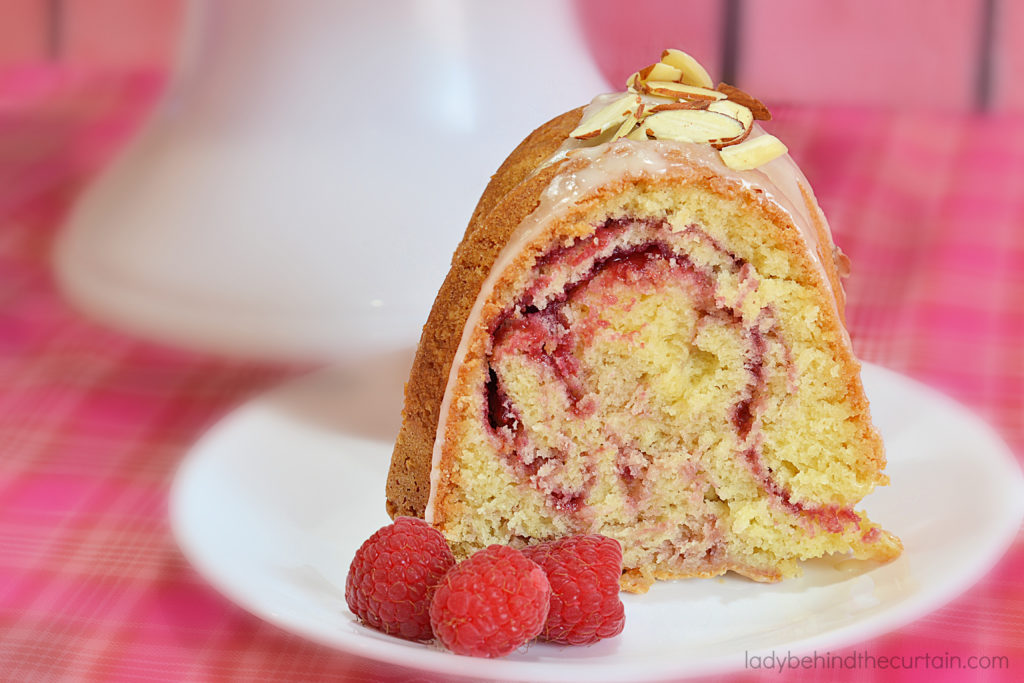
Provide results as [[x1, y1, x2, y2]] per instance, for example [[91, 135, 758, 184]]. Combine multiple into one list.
[[386, 49, 901, 592]]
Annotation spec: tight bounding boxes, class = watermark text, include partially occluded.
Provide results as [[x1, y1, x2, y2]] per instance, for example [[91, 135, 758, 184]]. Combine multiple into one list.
[[745, 649, 1010, 673]]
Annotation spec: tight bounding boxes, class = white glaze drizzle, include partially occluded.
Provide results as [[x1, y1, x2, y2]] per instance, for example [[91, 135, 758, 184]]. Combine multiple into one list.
[[424, 95, 845, 522]]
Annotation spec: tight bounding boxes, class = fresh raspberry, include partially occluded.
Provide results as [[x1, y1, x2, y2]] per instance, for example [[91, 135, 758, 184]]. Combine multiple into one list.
[[522, 534, 625, 645], [345, 517, 455, 641], [430, 545, 551, 657]]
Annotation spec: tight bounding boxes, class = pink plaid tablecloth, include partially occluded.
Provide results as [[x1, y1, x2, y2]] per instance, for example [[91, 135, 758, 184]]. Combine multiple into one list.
[[0, 68, 1022, 682]]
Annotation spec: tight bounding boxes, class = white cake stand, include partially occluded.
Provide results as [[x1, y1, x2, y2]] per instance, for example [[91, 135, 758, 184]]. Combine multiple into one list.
[[54, 0, 606, 360]]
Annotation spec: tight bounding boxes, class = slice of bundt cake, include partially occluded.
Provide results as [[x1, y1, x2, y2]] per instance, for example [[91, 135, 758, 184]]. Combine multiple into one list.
[[386, 49, 901, 592]]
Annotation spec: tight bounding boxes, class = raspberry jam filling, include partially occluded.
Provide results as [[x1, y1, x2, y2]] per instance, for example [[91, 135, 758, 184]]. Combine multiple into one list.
[[486, 368, 520, 434], [732, 328, 766, 440], [742, 447, 860, 534], [483, 217, 860, 533]]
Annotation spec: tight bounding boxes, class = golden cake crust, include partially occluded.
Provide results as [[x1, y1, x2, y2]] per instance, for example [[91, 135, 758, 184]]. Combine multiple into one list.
[[384, 105, 877, 531], [385, 108, 586, 518]]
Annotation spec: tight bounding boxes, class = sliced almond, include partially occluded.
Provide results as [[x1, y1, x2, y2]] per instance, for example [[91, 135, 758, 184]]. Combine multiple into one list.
[[626, 71, 641, 92], [707, 99, 753, 130], [711, 129, 752, 149], [612, 112, 639, 140], [660, 48, 714, 89], [719, 134, 788, 170], [643, 109, 745, 144], [626, 127, 651, 141], [648, 100, 710, 114], [716, 83, 772, 121], [641, 81, 726, 101], [638, 61, 684, 83], [706, 99, 754, 148], [570, 94, 639, 139], [711, 128, 752, 150]]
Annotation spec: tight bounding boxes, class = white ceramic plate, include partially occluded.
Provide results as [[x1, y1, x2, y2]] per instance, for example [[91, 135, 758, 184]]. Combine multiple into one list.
[[170, 360, 1024, 682]]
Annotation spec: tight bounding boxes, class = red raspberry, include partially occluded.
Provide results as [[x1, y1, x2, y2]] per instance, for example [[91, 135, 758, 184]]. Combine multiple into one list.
[[345, 517, 455, 641], [430, 545, 550, 657], [522, 534, 625, 645]]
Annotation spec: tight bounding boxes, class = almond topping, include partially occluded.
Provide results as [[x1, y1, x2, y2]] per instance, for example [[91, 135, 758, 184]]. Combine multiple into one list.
[[711, 127, 752, 150], [711, 129, 752, 150], [716, 83, 772, 121], [719, 134, 788, 170], [570, 94, 640, 140], [642, 109, 745, 145], [638, 62, 684, 83], [641, 81, 726, 101], [648, 100, 710, 114], [706, 99, 754, 148], [660, 48, 715, 89], [707, 99, 753, 129], [626, 127, 650, 141], [574, 49, 783, 161], [612, 113, 639, 140]]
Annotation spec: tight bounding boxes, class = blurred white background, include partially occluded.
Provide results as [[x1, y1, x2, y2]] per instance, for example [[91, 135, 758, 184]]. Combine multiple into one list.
[[54, 0, 607, 359]]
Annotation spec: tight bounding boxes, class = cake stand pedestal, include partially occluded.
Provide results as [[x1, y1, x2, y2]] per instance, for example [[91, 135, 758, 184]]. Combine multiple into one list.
[[54, 0, 606, 360]]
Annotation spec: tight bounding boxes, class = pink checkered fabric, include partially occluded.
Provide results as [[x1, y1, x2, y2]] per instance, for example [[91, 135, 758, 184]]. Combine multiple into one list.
[[0, 69, 1021, 681]]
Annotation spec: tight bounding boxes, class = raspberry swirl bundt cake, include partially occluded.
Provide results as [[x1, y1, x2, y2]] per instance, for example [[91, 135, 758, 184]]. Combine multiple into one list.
[[386, 49, 901, 592]]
